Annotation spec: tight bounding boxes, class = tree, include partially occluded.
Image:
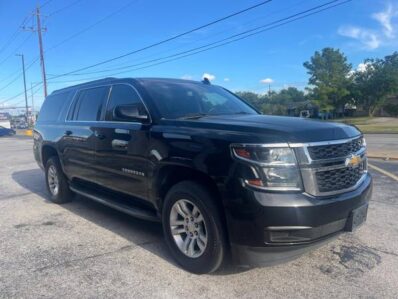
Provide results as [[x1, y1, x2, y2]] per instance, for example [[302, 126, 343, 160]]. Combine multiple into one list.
[[235, 91, 263, 110], [304, 48, 352, 114], [353, 52, 398, 116], [269, 87, 306, 104]]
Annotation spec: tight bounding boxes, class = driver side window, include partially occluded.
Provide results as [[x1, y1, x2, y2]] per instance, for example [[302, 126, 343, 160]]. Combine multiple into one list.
[[105, 84, 145, 121]]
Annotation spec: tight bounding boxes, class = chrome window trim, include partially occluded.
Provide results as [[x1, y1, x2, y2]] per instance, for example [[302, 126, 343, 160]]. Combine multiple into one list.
[[64, 84, 112, 122], [64, 82, 152, 124]]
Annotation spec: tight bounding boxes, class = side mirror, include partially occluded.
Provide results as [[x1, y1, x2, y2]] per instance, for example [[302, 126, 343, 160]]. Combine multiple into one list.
[[114, 104, 149, 122]]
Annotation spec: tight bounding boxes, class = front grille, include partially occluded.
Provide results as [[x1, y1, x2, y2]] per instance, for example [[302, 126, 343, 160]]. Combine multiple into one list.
[[308, 137, 363, 160], [316, 162, 365, 193]]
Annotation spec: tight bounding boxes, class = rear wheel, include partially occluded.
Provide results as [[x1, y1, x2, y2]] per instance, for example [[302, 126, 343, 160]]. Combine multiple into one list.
[[162, 181, 226, 274], [45, 157, 73, 204]]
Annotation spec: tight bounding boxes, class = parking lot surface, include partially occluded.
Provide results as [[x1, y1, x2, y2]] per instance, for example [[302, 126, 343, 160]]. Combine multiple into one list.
[[1, 136, 398, 298], [365, 134, 398, 160]]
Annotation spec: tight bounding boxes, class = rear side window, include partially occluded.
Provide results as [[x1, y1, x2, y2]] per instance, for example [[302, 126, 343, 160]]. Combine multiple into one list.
[[72, 86, 109, 121], [105, 84, 144, 121], [38, 91, 71, 122]]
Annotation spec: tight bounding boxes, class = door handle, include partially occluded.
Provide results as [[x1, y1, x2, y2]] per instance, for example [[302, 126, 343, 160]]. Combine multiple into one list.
[[112, 139, 128, 149], [64, 130, 73, 136], [94, 131, 106, 140]]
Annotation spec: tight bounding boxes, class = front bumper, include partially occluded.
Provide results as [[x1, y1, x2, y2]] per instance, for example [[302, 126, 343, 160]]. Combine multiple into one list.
[[225, 173, 372, 267]]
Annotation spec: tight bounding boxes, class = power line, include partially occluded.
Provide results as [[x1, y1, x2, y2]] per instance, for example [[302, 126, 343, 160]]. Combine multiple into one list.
[[4, 0, 351, 105], [0, 33, 34, 68], [40, 0, 55, 9], [48, 0, 308, 77], [49, 0, 349, 79], [0, 0, 139, 96], [0, 81, 43, 105], [47, 0, 85, 17], [0, 58, 39, 94], [0, 15, 33, 57], [10, 84, 43, 107], [44, 0, 139, 53], [49, 0, 273, 79]]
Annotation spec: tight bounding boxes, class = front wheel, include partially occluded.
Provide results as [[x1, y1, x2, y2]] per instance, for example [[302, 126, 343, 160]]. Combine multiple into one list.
[[162, 181, 226, 274]]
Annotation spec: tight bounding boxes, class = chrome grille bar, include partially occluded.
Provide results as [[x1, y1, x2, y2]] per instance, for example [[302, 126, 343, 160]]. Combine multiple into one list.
[[290, 136, 368, 197]]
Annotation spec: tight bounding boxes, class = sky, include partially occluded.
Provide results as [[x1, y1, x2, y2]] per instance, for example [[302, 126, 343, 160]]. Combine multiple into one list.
[[0, 0, 397, 113]]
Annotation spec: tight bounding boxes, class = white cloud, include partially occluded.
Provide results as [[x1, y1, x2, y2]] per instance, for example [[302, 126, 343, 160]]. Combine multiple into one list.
[[260, 78, 274, 84], [357, 63, 367, 72], [181, 74, 193, 80], [372, 3, 398, 38], [223, 78, 230, 82], [338, 26, 381, 50], [202, 73, 215, 81], [338, 4, 398, 50], [356, 62, 374, 73]]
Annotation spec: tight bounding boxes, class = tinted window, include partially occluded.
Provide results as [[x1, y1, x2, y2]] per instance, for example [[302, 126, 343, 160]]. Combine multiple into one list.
[[105, 84, 145, 121], [73, 86, 109, 121], [38, 91, 72, 122], [142, 81, 257, 119]]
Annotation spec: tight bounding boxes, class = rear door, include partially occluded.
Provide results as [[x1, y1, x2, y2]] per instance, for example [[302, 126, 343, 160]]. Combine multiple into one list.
[[60, 85, 110, 184], [93, 83, 151, 200]]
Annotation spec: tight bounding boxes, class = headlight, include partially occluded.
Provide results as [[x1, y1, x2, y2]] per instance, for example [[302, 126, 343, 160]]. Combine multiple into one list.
[[231, 144, 302, 191]]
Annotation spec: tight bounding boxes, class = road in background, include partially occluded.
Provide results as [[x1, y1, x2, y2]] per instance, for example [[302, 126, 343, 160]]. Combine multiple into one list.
[[0, 137, 397, 298], [365, 134, 398, 160]]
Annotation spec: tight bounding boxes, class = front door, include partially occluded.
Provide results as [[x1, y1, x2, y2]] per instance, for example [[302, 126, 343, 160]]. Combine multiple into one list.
[[93, 83, 150, 201]]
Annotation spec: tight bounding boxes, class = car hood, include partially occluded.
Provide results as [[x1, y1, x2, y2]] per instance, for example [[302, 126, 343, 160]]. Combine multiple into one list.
[[166, 114, 361, 143]]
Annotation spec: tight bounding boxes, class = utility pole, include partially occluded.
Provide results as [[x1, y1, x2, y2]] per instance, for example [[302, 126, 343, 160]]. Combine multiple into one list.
[[36, 4, 48, 97], [16, 54, 29, 123], [30, 82, 35, 119], [23, 4, 48, 98]]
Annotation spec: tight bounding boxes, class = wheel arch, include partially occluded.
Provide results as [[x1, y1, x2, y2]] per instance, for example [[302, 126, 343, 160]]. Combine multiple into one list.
[[154, 164, 229, 241], [155, 165, 223, 212], [41, 144, 59, 167]]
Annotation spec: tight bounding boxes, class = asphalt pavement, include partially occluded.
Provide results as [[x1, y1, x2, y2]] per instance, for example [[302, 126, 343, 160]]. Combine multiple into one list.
[[0, 136, 398, 299], [365, 134, 398, 160]]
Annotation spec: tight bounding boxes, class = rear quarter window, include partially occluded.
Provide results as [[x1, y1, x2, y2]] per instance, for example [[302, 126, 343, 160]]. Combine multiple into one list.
[[37, 91, 73, 122]]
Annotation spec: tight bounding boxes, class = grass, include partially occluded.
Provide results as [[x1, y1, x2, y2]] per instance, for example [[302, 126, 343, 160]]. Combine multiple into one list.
[[332, 117, 398, 133]]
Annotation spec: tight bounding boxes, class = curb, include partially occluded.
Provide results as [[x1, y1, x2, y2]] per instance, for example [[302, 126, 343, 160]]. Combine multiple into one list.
[[368, 163, 398, 181], [367, 155, 398, 161]]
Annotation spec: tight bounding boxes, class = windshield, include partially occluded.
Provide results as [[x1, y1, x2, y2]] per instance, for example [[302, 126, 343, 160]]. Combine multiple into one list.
[[143, 80, 258, 119]]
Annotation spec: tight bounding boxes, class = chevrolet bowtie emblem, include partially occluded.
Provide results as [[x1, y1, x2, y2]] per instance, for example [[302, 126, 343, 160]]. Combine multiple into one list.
[[345, 154, 362, 168]]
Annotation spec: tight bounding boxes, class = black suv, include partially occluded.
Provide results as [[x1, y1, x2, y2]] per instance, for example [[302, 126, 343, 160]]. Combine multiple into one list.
[[33, 77, 372, 273]]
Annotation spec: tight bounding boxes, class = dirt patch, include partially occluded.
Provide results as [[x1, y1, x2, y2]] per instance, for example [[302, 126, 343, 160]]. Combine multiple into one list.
[[319, 241, 382, 280]]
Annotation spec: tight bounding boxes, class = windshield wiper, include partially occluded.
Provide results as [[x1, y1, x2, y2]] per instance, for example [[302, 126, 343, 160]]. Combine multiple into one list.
[[234, 111, 252, 115], [177, 113, 208, 120]]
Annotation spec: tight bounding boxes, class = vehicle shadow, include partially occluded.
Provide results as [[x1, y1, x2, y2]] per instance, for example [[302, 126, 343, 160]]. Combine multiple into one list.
[[12, 168, 247, 275]]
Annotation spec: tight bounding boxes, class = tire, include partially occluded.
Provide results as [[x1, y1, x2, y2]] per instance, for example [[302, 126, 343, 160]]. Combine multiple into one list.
[[162, 181, 226, 274], [45, 156, 73, 204]]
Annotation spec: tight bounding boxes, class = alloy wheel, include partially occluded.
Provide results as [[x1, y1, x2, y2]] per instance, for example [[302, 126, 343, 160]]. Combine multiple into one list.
[[169, 199, 208, 258]]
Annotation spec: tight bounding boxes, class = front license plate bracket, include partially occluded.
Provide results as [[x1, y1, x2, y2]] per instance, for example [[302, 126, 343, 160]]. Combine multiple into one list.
[[345, 203, 368, 232]]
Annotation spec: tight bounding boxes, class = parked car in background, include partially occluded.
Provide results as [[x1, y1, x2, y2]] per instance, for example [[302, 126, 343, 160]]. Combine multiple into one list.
[[33, 77, 372, 274], [0, 126, 15, 136], [0, 120, 11, 129]]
